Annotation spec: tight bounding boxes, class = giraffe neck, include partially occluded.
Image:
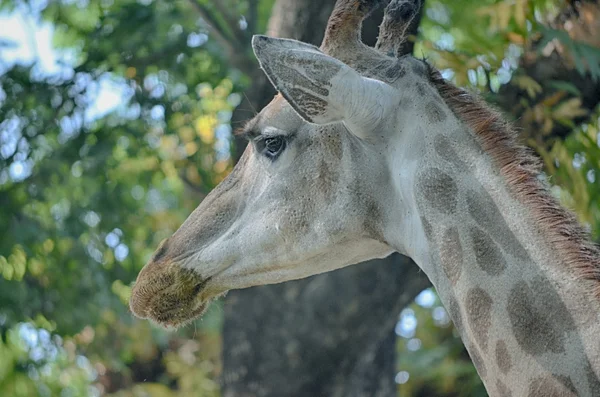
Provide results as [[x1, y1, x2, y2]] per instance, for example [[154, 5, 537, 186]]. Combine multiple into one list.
[[385, 116, 600, 396]]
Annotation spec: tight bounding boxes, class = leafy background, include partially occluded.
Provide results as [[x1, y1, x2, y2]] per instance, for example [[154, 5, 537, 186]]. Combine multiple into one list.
[[0, 0, 599, 396]]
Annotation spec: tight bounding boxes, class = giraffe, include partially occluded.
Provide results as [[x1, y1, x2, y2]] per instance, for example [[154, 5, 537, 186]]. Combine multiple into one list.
[[129, 0, 600, 395]]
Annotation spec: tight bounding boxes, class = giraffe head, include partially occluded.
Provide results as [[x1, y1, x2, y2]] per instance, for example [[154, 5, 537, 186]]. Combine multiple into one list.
[[130, 0, 433, 327]]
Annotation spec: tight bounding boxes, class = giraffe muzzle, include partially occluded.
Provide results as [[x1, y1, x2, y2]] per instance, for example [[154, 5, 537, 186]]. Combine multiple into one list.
[[129, 259, 210, 328]]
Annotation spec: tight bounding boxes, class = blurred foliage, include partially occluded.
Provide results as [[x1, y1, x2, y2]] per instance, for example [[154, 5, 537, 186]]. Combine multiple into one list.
[[0, 0, 249, 395], [396, 290, 487, 397], [546, 109, 600, 238], [0, 0, 598, 396]]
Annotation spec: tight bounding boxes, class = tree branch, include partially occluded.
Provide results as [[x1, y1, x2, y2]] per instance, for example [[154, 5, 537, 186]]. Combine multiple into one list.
[[246, 0, 258, 35], [211, 0, 249, 46], [186, 0, 238, 60]]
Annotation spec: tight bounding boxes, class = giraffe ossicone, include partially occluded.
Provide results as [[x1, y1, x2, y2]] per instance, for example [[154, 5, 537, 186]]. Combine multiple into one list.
[[130, 0, 600, 395]]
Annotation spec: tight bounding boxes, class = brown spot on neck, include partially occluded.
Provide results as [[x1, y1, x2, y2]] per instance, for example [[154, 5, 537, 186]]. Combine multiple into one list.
[[465, 287, 493, 351], [528, 375, 577, 397], [507, 278, 576, 356], [469, 226, 507, 276], [495, 340, 512, 374], [496, 380, 512, 397], [425, 100, 446, 123], [416, 168, 458, 215], [439, 227, 463, 285], [465, 186, 530, 262], [433, 134, 470, 169]]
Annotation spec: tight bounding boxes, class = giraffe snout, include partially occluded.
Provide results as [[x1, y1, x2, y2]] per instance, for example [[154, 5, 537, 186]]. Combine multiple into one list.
[[129, 258, 209, 327]]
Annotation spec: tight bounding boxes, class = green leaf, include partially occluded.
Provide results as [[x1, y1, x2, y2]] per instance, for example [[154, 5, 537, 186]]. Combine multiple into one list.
[[547, 80, 582, 96]]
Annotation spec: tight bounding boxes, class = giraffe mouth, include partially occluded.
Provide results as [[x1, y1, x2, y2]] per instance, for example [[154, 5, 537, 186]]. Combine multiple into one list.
[[150, 300, 210, 329], [130, 285, 214, 329]]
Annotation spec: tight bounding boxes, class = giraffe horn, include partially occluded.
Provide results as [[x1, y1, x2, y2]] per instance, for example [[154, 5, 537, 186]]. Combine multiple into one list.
[[376, 0, 422, 57], [320, 0, 386, 56]]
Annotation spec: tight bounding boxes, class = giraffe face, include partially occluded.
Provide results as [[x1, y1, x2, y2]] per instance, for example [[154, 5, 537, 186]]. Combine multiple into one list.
[[129, 38, 408, 327]]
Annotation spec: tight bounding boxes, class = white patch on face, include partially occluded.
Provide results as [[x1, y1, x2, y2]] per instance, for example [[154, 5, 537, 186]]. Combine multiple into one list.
[[262, 126, 283, 136]]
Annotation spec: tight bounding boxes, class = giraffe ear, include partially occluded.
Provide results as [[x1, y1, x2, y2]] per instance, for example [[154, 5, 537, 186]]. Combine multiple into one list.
[[252, 35, 395, 137]]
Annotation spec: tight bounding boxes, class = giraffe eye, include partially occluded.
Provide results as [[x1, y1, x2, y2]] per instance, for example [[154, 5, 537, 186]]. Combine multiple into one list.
[[259, 136, 286, 160]]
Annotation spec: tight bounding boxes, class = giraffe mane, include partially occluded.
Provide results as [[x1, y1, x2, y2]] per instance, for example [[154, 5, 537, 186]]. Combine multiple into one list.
[[426, 64, 600, 299]]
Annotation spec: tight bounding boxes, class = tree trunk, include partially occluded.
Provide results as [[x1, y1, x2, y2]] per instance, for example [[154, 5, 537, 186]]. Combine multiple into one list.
[[222, 254, 429, 397]]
